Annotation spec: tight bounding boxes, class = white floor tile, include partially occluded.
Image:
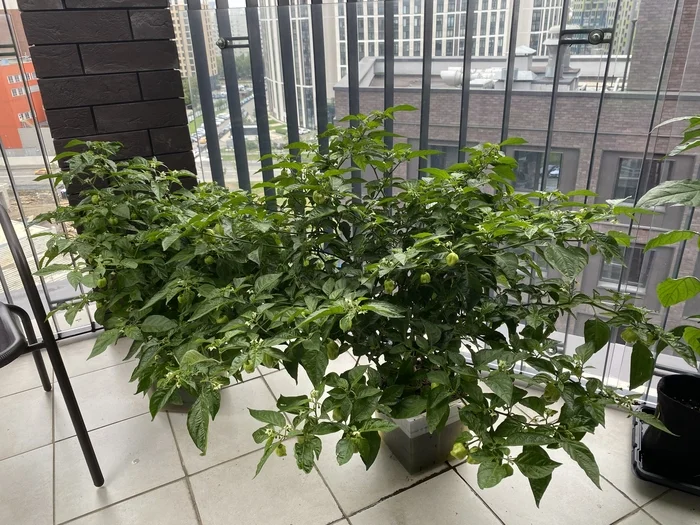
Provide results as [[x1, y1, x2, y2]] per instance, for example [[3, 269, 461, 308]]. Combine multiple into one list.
[[264, 353, 358, 399], [645, 490, 700, 525], [169, 377, 279, 473], [63, 480, 198, 525], [0, 386, 53, 460], [54, 413, 184, 523], [615, 510, 661, 525], [350, 470, 501, 525], [59, 337, 134, 379], [0, 351, 51, 398], [54, 361, 147, 440], [0, 445, 53, 525], [189, 448, 342, 525], [456, 448, 638, 525], [315, 433, 446, 515], [585, 408, 666, 505]]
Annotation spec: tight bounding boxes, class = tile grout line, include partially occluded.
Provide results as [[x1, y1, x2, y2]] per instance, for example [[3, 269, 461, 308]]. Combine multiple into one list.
[[640, 508, 666, 525], [53, 411, 151, 445], [57, 478, 187, 525], [166, 411, 204, 525], [640, 488, 672, 509], [599, 472, 650, 510], [450, 463, 508, 525], [344, 465, 454, 519], [609, 508, 651, 525]]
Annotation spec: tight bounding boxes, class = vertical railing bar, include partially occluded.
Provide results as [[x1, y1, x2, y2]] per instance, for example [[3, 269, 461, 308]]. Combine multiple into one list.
[[500, 0, 520, 142], [346, 0, 362, 197], [582, 0, 622, 199], [277, 0, 301, 155], [188, 0, 225, 186], [0, 262, 13, 305], [602, 0, 682, 387], [2, 1, 89, 332], [538, 0, 570, 193], [245, 0, 275, 198], [310, 0, 329, 154], [457, 0, 476, 163], [418, 0, 435, 174], [216, 0, 251, 191], [383, 0, 395, 196]]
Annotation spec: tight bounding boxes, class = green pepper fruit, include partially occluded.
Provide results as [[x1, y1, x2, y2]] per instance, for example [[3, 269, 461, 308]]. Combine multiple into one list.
[[446, 252, 459, 266], [243, 360, 255, 374], [589, 245, 598, 255], [384, 279, 396, 294], [450, 442, 468, 460], [504, 464, 514, 476], [275, 444, 287, 457], [420, 272, 431, 284], [215, 314, 229, 325], [91, 195, 100, 205], [108, 217, 119, 226], [213, 224, 224, 235], [204, 255, 216, 265], [96, 277, 107, 288], [326, 340, 340, 360], [262, 353, 276, 368], [312, 191, 327, 205]]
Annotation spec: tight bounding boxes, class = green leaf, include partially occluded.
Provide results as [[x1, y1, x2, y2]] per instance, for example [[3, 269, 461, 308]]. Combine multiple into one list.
[[426, 370, 451, 386], [356, 431, 381, 469], [637, 179, 700, 208], [361, 301, 405, 318], [566, 189, 598, 198], [336, 436, 354, 466], [35, 263, 74, 276], [149, 383, 177, 418], [626, 408, 676, 435], [426, 400, 450, 433], [529, 474, 552, 507], [477, 462, 509, 489], [542, 245, 588, 279], [506, 432, 556, 446], [656, 276, 700, 307], [187, 396, 210, 454], [562, 441, 600, 488], [295, 435, 321, 473], [162, 233, 180, 251], [360, 419, 398, 433], [583, 319, 610, 352], [113, 203, 130, 219], [254, 273, 283, 294], [255, 441, 279, 476], [391, 396, 428, 419], [249, 408, 286, 427], [66, 270, 82, 289], [141, 315, 177, 333], [88, 329, 119, 359], [515, 446, 562, 479], [300, 347, 328, 387], [482, 371, 514, 404], [607, 230, 632, 247], [501, 137, 528, 146], [645, 230, 696, 252], [629, 342, 655, 389]]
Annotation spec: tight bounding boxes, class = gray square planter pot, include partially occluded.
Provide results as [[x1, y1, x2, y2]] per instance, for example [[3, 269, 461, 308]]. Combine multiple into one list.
[[382, 403, 463, 474]]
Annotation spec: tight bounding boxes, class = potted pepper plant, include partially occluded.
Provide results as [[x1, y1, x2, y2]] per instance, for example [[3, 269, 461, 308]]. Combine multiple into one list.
[[35, 107, 688, 505]]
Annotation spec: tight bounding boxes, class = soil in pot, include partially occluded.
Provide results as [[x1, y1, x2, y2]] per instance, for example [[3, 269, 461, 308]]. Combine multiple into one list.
[[641, 374, 700, 481]]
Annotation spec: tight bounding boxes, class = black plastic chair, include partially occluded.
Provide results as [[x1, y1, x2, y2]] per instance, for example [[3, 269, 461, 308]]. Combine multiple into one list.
[[0, 205, 104, 487]]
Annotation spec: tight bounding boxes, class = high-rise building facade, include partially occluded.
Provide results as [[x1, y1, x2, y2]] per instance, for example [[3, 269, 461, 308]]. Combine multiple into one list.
[[170, 0, 220, 81]]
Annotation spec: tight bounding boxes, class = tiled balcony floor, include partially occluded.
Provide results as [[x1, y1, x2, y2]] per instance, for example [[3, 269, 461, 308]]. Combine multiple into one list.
[[1, 335, 699, 525]]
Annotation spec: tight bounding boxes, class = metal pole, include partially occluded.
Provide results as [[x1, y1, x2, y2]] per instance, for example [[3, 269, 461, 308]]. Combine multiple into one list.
[[383, 0, 396, 195], [500, 0, 521, 142], [346, 0, 362, 197], [216, 0, 251, 191], [245, 0, 275, 199], [458, 0, 476, 163], [310, 0, 329, 154], [277, 0, 301, 156], [188, 0, 225, 186], [418, 0, 435, 174]]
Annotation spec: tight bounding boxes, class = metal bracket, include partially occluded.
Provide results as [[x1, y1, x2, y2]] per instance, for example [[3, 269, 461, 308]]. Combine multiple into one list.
[[559, 27, 614, 46], [216, 37, 250, 50]]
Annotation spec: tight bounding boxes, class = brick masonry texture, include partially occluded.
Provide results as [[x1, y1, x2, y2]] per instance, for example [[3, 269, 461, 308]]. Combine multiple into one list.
[[54, 131, 152, 160], [129, 9, 175, 40], [45, 108, 96, 139], [65, 0, 169, 7], [150, 126, 192, 155], [93, 99, 188, 133], [39, 74, 142, 109], [21, 11, 132, 45], [28, 45, 83, 78], [80, 41, 179, 74], [139, 70, 184, 100], [17, 0, 64, 10], [19, 0, 194, 194], [158, 152, 198, 177]]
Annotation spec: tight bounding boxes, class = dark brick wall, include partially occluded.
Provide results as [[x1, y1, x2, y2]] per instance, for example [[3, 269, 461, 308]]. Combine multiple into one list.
[[19, 0, 195, 202]]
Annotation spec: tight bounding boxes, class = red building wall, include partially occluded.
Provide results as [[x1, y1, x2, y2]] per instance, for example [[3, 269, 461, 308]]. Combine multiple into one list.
[[0, 60, 46, 149]]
